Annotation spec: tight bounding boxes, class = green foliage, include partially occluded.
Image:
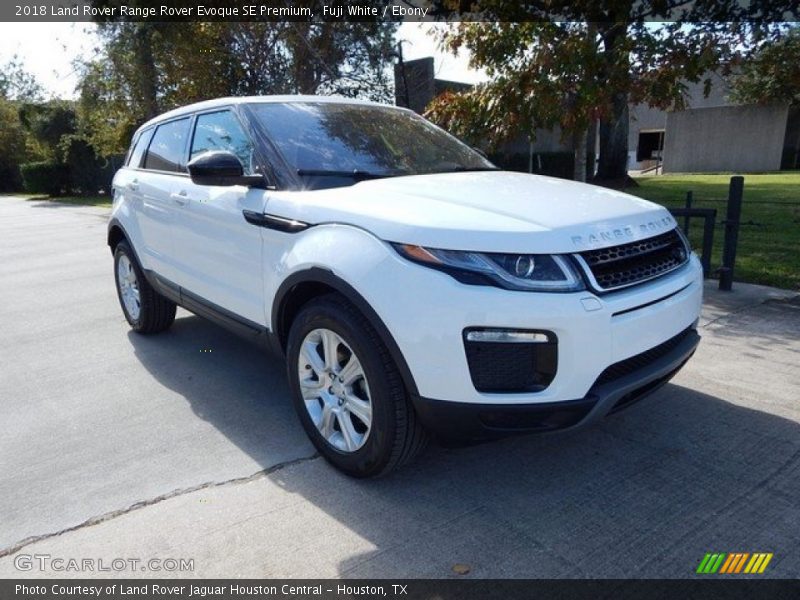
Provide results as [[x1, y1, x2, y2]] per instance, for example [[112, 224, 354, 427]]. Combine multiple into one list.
[[14, 101, 118, 195], [18, 101, 78, 161], [20, 161, 70, 196], [730, 27, 800, 106], [0, 58, 44, 189], [0, 100, 28, 191], [0, 55, 43, 101]]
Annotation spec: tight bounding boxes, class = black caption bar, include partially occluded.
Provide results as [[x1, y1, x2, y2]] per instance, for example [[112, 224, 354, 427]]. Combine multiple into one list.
[[2, 1, 798, 23], [4, 580, 800, 600]]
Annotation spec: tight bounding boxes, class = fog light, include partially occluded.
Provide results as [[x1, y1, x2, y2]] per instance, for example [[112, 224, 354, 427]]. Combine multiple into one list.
[[463, 328, 557, 393], [465, 329, 549, 344]]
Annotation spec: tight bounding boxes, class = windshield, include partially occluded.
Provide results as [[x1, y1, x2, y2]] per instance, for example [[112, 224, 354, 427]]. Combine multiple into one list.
[[248, 102, 496, 189]]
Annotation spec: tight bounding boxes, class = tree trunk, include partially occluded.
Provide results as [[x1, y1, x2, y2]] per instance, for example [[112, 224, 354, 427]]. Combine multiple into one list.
[[586, 119, 597, 180], [595, 22, 630, 182], [290, 23, 316, 94], [573, 128, 588, 182], [134, 24, 158, 120], [597, 92, 629, 180]]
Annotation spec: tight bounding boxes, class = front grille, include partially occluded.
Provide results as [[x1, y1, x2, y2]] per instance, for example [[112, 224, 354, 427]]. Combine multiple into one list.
[[595, 326, 694, 386], [578, 228, 689, 291], [464, 338, 557, 393]]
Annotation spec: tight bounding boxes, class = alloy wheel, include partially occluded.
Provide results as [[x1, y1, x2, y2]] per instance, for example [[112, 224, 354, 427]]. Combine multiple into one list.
[[297, 328, 372, 452], [117, 254, 141, 321]]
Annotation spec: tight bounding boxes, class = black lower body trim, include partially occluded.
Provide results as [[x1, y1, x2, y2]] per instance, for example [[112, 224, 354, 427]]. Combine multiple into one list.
[[144, 270, 282, 354], [412, 328, 700, 441]]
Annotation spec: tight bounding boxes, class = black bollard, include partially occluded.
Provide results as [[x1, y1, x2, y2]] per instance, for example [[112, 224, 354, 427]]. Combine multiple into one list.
[[719, 176, 743, 291]]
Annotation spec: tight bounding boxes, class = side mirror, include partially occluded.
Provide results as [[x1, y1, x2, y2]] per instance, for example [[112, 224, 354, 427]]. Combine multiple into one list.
[[187, 151, 265, 187]]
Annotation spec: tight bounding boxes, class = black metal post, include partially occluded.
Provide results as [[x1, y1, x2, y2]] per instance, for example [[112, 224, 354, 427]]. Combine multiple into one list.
[[683, 191, 693, 235], [701, 209, 716, 278], [719, 176, 743, 291]]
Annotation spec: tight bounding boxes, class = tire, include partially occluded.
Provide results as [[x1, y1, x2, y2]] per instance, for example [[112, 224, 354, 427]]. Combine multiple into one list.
[[286, 293, 428, 477], [113, 241, 176, 334]]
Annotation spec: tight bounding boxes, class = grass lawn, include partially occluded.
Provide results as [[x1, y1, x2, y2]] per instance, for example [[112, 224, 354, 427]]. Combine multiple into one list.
[[27, 195, 112, 209], [1, 193, 112, 208], [625, 173, 800, 291]]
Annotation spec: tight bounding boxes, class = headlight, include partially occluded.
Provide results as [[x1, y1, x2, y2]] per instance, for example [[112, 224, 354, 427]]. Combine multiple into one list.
[[392, 244, 585, 292]]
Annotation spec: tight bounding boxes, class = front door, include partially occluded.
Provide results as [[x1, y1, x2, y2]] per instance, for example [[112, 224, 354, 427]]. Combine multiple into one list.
[[169, 109, 268, 326]]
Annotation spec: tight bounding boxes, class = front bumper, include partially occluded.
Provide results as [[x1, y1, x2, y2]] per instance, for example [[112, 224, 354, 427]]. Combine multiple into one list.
[[364, 251, 704, 405], [412, 325, 700, 440]]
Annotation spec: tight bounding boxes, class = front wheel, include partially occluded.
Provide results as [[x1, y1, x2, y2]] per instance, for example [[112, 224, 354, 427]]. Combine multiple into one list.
[[286, 294, 427, 477]]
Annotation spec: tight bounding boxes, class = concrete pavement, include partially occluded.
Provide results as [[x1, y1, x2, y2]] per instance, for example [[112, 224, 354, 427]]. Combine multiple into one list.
[[1, 196, 798, 578]]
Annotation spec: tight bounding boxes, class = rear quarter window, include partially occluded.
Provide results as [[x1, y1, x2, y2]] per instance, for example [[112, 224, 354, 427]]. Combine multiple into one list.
[[144, 118, 191, 173], [126, 128, 154, 168]]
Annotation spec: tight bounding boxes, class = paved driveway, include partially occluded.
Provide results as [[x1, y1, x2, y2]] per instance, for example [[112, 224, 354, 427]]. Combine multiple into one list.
[[1, 196, 798, 578]]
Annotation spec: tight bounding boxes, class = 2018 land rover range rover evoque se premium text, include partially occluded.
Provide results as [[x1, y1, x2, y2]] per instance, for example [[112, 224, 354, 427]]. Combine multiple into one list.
[[109, 96, 702, 477]]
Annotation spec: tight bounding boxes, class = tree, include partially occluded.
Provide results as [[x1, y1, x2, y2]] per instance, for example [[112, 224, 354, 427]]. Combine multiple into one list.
[[0, 58, 43, 191], [426, 1, 793, 181], [283, 20, 397, 99], [18, 101, 78, 158], [78, 10, 398, 155], [730, 26, 800, 106], [427, 22, 604, 182], [0, 101, 28, 191], [0, 55, 43, 102]]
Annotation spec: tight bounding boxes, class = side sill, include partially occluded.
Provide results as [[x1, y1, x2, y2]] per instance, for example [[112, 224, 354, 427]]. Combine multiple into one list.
[[143, 270, 282, 355]]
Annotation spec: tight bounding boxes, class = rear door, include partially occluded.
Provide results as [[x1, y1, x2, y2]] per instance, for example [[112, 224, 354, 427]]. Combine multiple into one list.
[[135, 117, 192, 280], [168, 108, 268, 326], [113, 127, 152, 258]]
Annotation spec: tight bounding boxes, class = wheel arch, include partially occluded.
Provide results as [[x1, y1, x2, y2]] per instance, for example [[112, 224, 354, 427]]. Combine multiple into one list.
[[272, 268, 419, 398], [107, 218, 128, 252], [107, 218, 150, 279]]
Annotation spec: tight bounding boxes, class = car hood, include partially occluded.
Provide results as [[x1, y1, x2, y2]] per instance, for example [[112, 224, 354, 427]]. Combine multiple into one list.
[[265, 171, 677, 254]]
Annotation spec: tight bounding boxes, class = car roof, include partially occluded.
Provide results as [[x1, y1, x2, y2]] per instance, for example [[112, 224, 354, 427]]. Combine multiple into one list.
[[136, 95, 402, 135]]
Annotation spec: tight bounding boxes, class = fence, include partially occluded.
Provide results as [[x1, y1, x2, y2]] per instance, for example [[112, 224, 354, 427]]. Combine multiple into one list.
[[664, 175, 800, 292], [667, 176, 743, 290]]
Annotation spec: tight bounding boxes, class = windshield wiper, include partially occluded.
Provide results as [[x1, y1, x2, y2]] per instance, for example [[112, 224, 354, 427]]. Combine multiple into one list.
[[296, 169, 399, 181]]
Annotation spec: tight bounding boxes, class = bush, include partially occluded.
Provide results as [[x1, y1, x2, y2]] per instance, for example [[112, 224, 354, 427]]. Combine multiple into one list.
[[62, 137, 125, 196], [20, 161, 70, 196], [0, 165, 21, 193]]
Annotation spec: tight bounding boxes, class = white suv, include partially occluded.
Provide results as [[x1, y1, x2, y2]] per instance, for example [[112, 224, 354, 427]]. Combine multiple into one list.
[[109, 96, 702, 477]]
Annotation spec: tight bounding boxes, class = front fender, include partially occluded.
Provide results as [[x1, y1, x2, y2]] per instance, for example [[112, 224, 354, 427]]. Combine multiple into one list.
[[267, 224, 420, 397]]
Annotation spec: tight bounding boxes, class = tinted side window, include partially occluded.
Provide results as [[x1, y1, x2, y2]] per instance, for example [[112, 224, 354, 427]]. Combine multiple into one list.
[[127, 128, 153, 168], [190, 110, 255, 175], [144, 118, 190, 173]]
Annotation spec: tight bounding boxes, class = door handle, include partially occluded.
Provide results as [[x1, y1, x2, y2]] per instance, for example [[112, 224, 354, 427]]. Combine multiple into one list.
[[171, 190, 189, 205], [127, 179, 139, 192]]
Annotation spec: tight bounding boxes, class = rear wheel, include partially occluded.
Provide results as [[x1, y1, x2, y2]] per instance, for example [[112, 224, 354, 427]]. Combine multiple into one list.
[[113, 241, 176, 333], [286, 294, 428, 477]]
